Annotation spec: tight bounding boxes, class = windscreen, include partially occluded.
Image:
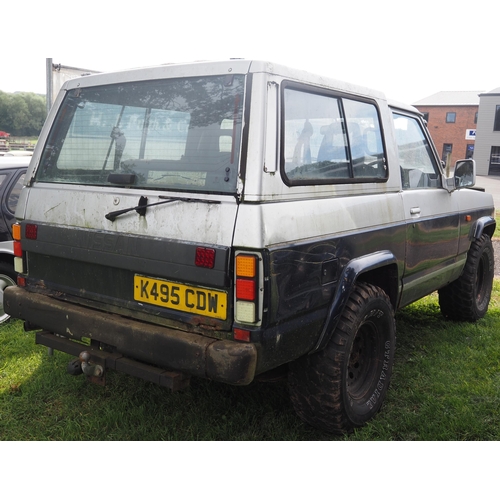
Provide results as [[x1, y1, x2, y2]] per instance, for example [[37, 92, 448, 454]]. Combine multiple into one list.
[[36, 75, 245, 194]]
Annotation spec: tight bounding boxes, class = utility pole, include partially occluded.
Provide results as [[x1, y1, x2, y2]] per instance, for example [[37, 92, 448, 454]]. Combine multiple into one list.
[[46, 58, 53, 115]]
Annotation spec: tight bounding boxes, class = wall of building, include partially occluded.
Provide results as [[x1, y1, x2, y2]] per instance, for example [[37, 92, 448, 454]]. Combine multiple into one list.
[[415, 105, 477, 167], [474, 92, 500, 176]]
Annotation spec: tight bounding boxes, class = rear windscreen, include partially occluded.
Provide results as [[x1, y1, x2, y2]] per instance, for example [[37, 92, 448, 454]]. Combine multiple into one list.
[[36, 75, 245, 194]]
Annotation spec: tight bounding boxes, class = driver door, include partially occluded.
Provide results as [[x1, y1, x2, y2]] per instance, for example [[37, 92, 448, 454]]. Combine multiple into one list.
[[393, 111, 460, 307]]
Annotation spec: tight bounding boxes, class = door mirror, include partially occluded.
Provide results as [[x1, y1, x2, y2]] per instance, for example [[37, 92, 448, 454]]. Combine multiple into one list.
[[453, 159, 475, 189]]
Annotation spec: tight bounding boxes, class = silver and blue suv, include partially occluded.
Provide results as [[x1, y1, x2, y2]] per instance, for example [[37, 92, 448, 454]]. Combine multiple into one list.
[[4, 60, 495, 432]]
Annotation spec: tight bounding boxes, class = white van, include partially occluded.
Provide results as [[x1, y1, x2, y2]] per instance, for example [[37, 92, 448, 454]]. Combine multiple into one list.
[[5, 60, 495, 433]]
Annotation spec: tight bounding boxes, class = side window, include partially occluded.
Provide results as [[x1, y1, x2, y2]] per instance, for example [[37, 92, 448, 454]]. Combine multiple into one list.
[[282, 86, 386, 184], [393, 113, 441, 190], [7, 172, 25, 213]]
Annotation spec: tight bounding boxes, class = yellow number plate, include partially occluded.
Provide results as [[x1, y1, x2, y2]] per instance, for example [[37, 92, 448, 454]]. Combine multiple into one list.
[[134, 275, 227, 320]]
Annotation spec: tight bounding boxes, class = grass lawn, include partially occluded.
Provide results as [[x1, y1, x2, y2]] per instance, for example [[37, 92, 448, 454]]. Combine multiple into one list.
[[2, 280, 500, 441]]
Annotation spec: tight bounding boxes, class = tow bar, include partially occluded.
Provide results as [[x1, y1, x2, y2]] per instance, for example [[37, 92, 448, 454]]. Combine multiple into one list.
[[67, 351, 105, 385], [36, 331, 190, 390]]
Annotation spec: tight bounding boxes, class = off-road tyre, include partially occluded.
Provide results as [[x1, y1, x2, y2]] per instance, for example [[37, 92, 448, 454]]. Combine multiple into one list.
[[288, 282, 396, 433], [0, 262, 17, 324], [438, 234, 494, 322]]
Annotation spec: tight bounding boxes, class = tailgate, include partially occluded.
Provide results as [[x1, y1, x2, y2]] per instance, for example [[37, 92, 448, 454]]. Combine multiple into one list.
[[20, 185, 238, 330]]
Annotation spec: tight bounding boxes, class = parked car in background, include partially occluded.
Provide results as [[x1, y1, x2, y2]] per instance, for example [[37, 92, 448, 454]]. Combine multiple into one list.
[[0, 156, 29, 323]]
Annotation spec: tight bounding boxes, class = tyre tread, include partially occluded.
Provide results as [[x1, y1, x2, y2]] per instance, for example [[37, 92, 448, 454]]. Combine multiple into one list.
[[288, 282, 395, 433]]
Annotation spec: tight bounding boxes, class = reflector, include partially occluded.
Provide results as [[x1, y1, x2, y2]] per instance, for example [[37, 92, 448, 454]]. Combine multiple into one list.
[[25, 224, 38, 240], [195, 247, 215, 269], [233, 328, 251, 342]]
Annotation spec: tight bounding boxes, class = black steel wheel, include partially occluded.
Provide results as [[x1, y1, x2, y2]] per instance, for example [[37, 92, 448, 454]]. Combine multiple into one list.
[[439, 234, 494, 322], [288, 282, 396, 433]]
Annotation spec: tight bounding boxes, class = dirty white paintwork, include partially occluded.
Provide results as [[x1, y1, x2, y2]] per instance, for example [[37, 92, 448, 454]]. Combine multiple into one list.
[[233, 193, 405, 249], [23, 184, 239, 246]]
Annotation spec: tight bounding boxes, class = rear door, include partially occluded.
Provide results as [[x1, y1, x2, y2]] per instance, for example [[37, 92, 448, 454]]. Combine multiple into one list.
[[21, 71, 247, 329]]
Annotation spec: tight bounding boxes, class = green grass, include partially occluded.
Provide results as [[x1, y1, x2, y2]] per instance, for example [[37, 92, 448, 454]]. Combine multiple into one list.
[[2, 283, 500, 441]]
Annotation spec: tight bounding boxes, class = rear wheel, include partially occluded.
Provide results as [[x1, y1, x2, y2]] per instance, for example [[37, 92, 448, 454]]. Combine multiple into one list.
[[438, 234, 494, 322], [288, 283, 396, 433]]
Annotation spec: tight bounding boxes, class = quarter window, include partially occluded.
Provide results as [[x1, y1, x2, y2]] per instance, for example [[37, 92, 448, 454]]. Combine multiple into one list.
[[282, 86, 386, 184]]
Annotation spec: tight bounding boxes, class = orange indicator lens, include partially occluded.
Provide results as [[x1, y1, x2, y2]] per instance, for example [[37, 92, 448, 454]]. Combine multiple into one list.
[[236, 255, 256, 277], [12, 223, 21, 241]]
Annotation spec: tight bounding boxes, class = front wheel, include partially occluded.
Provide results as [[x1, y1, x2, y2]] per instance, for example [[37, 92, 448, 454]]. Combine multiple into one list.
[[288, 283, 396, 433], [438, 234, 494, 322]]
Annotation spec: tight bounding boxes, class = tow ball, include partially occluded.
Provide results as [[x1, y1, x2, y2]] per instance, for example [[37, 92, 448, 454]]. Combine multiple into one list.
[[67, 351, 104, 382]]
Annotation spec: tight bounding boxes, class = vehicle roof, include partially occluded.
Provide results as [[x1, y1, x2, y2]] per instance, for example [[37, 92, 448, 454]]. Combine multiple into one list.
[[59, 59, 419, 109]]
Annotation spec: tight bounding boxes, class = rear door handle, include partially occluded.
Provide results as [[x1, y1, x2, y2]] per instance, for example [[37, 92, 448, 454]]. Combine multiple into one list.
[[410, 207, 421, 215]]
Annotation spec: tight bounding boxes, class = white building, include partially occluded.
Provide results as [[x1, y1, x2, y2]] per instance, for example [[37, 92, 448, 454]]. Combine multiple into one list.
[[474, 87, 500, 175]]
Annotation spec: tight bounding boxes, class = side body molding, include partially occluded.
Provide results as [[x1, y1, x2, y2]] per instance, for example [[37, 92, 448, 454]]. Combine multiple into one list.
[[310, 250, 398, 354]]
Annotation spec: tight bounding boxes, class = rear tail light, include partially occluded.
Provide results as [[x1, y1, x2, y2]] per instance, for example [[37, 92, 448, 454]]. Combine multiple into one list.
[[13, 240, 22, 257], [234, 253, 259, 324], [12, 223, 25, 275]]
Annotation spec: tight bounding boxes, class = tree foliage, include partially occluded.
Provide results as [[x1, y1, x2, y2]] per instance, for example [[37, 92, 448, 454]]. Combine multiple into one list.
[[0, 91, 46, 136]]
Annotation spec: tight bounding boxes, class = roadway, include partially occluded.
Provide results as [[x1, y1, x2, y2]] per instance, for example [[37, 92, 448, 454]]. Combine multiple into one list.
[[477, 175, 500, 209]]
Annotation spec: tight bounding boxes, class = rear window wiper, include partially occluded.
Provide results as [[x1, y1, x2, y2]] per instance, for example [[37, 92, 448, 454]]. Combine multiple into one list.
[[105, 195, 221, 222]]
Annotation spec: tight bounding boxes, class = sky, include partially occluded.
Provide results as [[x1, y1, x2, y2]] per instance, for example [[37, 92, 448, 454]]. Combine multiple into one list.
[[1, 0, 497, 105]]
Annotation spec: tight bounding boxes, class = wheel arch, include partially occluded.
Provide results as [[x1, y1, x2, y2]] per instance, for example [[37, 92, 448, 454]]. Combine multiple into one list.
[[471, 215, 496, 240], [310, 250, 399, 354]]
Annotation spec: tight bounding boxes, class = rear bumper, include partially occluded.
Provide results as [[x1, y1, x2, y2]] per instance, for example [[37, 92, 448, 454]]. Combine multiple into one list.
[[4, 286, 257, 385]]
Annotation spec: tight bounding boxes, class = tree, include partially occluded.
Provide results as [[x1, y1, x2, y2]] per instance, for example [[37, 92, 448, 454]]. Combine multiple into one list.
[[0, 91, 46, 136]]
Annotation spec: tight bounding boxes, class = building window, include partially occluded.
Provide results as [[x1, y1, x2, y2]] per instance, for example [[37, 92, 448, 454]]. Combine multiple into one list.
[[474, 111, 478, 124], [446, 112, 456, 123], [465, 144, 474, 159], [422, 112, 429, 122], [494, 105, 500, 131], [489, 146, 500, 175]]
